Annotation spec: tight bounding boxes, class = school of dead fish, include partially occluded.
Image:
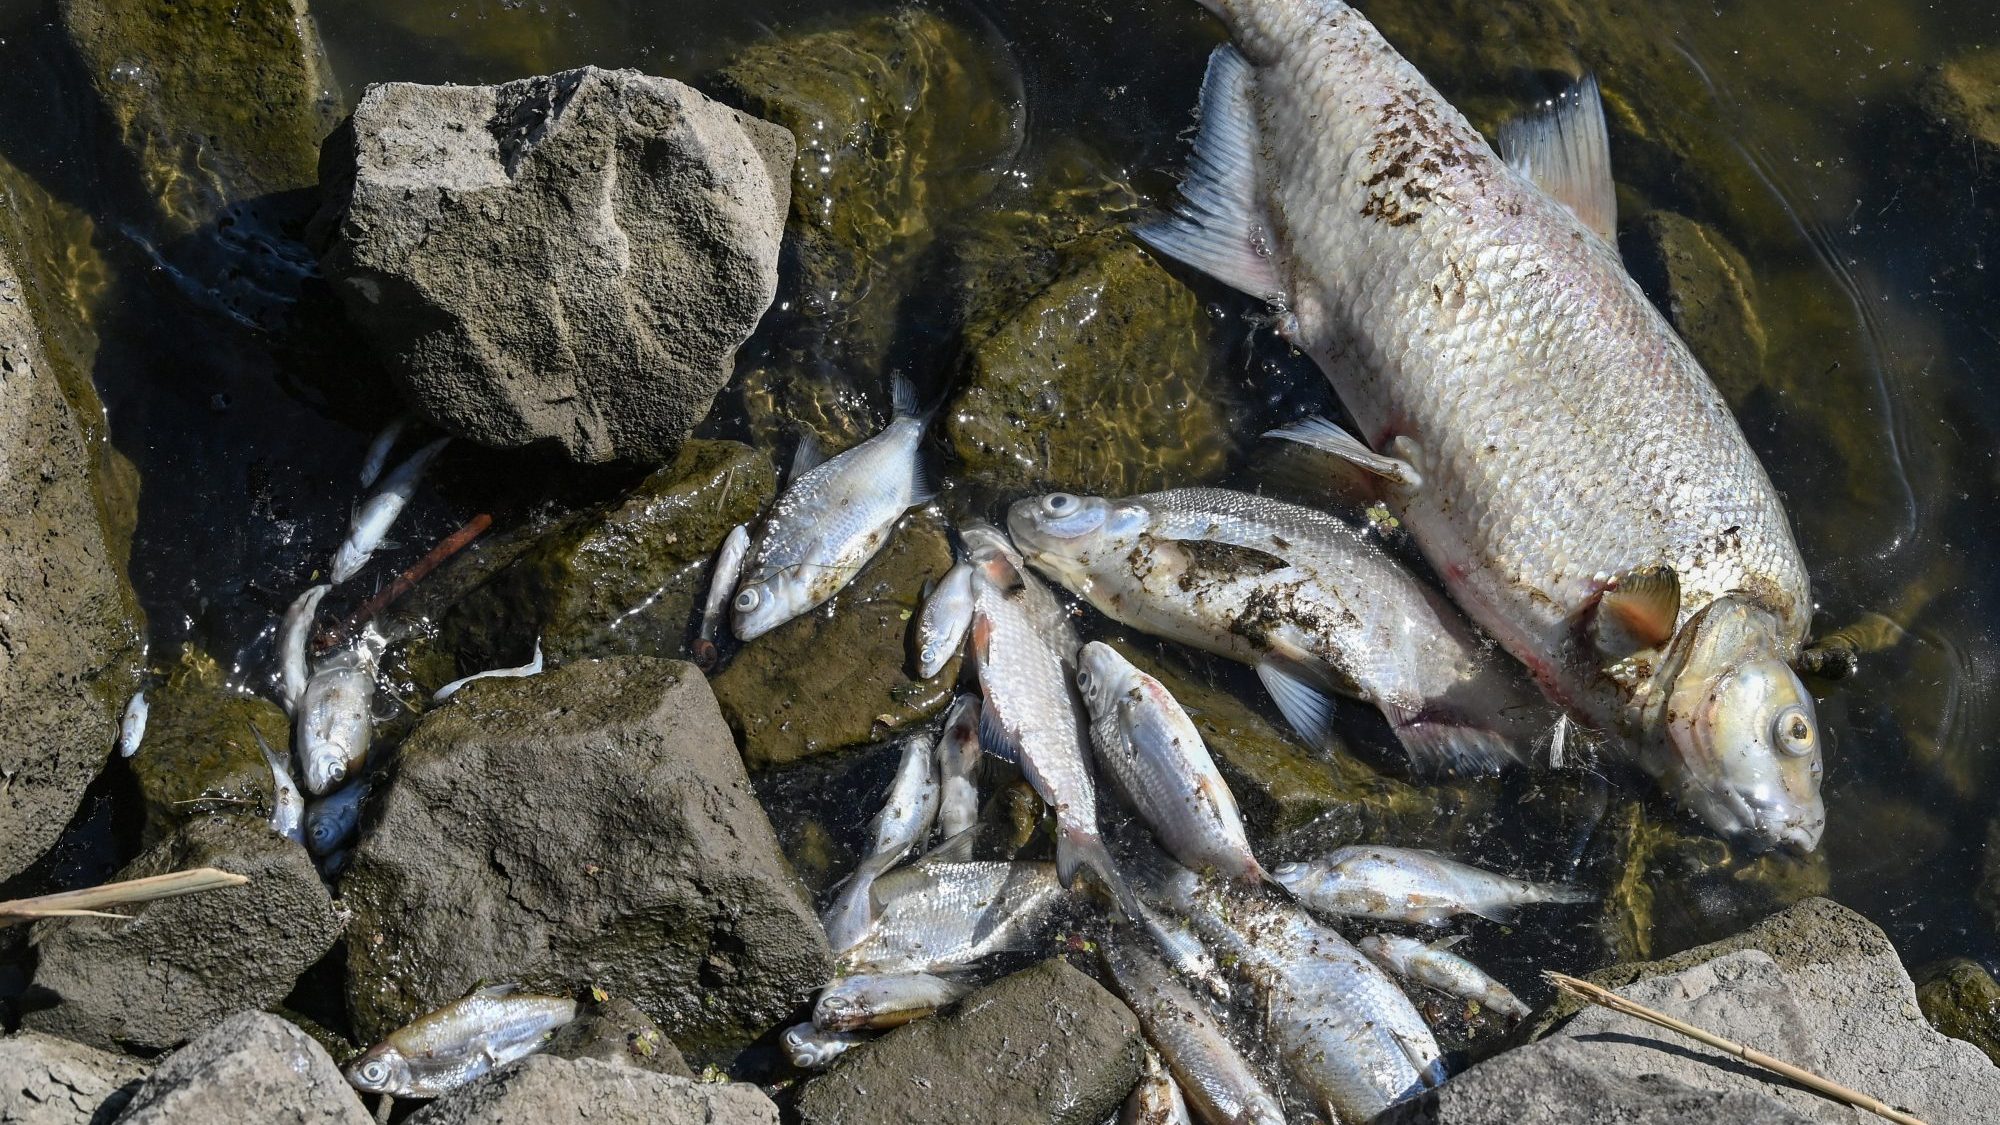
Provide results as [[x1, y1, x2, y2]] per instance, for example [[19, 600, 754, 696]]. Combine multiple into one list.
[[105, 0, 1841, 1113]]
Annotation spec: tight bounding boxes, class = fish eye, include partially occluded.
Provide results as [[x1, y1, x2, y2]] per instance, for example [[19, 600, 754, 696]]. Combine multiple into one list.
[[734, 587, 761, 612], [1772, 705, 1816, 757], [327, 763, 346, 784], [1041, 494, 1078, 517], [1075, 670, 1092, 693], [359, 1060, 387, 1084]]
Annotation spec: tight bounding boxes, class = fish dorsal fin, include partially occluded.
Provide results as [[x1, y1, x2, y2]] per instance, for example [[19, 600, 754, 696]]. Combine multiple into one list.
[[1134, 45, 1288, 304], [1428, 933, 1469, 953], [1263, 417, 1424, 491], [790, 432, 826, 480], [1591, 565, 1681, 656], [472, 982, 521, 1000], [920, 825, 981, 865], [1497, 74, 1618, 246]]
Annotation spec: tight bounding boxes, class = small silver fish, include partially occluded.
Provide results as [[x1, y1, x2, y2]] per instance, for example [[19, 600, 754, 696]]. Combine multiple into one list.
[[695, 523, 751, 668], [331, 435, 449, 584], [432, 639, 544, 701], [824, 734, 941, 955], [914, 559, 973, 678], [306, 777, 367, 858], [278, 584, 332, 715], [782, 1021, 870, 1069], [838, 860, 1062, 974], [357, 413, 411, 488], [1102, 940, 1286, 1125], [1133, 900, 1230, 1003], [732, 380, 932, 641], [1272, 845, 1591, 927], [813, 972, 969, 1032], [116, 689, 148, 758], [345, 984, 576, 1098], [248, 723, 304, 846], [1123, 1048, 1194, 1125], [933, 695, 983, 841], [298, 635, 379, 795], [1076, 643, 1262, 883], [1358, 933, 1531, 1020]]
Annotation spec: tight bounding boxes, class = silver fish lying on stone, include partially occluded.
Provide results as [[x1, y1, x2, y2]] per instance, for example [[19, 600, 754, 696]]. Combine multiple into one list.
[[836, 859, 1063, 975], [1009, 488, 1537, 775], [249, 722, 304, 847], [116, 689, 148, 758], [783, 1021, 870, 1070], [732, 378, 933, 642], [813, 971, 969, 1032], [332, 436, 448, 585], [345, 984, 576, 1098], [1273, 845, 1590, 927], [1358, 933, 1531, 1020], [695, 523, 751, 668], [1102, 939, 1285, 1125], [1146, 0, 1823, 847], [824, 734, 941, 956], [914, 559, 974, 678], [298, 631, 381, 796]]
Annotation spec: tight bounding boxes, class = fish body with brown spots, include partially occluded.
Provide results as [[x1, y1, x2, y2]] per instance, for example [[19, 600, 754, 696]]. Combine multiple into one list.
[[1148, 0, 1824, 849]]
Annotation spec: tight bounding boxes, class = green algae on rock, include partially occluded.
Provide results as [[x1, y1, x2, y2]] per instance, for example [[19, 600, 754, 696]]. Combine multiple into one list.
[[1919, 50, 2000, 151], [712, 512, 959, 769], [126, 646, 287, 844], [1917, 958, 2000, 1066]]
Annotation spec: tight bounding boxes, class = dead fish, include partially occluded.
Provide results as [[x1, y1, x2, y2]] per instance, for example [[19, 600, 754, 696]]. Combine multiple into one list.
[[432, 639, 544, 701], [116, 689, 148, 758], [331, 435, 449, 584], [933, 695, 984, 841], [824, 734, 941, 956], [695, 523, 751, 668], [298, 634, 379, 795], [345, 984, 576, 1098], [248, 722, 304, 846], [732, 379, 933, 641], [1149, 0, 1821, 848], [914, 559, 974, 678], [357, 412, 411, 488], [1076, 642, 1262, 882], [1272, 845, 1591, 927], [782, 1021, 870, 1069], [305, 776, 368, 858], [1358, 933, 1531, 1020], [1133, 900, 1231, 1003], [278, 584, 331, 715], [813, 971, 969, 1031], [1102, 939, 1286, 1125], [837, 859, 1063, 974], [1123, 1048, 1194, 1125]]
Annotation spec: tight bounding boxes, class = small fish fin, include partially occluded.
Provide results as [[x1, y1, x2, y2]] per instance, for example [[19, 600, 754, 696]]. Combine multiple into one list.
[[1388, 709, 1522, 777], [1263, 416, 1423, 491], [976, 701, 1021, 766], [891, 373, 922, 418], [909, 457, 939, 507], [1056, 826, 1148, 923], [1588, 564, 1681, 657], [1255, 659, 1338, 751], [790, 432, 826, 480], [472, 982, 522, 999], [1464, 902, 1521, 924], [1134, 45, 1288, 304], [1497, 74, 1618, 245], [1428, 933, 1470, 952], [919, 825, 981, 865], [376, 538, 403, 552], [1528, 880, 1595, 907]]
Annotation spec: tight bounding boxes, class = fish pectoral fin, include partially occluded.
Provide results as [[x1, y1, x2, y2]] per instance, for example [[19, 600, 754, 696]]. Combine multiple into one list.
[[1263, 417, 1423, 491], [918, 825, 981, 866], [790, 432, 826, 480], [1255, 659, 1338, 752], [1496, 73, 1618, 246], [470, 982, 521, 1000], [974, 702, 1021, 766], [1387, 706, 1522, 777], [1586, 564, 1681, 657], [1133, 45, 1289, 306]]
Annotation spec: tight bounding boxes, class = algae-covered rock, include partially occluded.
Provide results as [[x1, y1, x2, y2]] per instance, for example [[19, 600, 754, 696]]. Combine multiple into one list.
[[1917, 958, 2000, 1065], [1625, 210, 1767, 406], [712, 513, 959, 769], [1919, 50, 2000, 150], [546, 995, 693, 1078], [435, 440, 775, 676], [126, 646, 286, 844]]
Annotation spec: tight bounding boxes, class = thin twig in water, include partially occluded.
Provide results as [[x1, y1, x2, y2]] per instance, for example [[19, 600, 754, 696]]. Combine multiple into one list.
[[320, 513, 493, 650], [0, 867, 249, 926], [1546, 971, 1930, 1125]]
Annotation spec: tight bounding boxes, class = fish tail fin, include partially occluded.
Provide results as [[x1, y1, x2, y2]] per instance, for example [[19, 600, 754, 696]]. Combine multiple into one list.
[[1528, 881, 1595, 907], [1387, 708, 1522, 777], [1057, 826, 1149, 924]]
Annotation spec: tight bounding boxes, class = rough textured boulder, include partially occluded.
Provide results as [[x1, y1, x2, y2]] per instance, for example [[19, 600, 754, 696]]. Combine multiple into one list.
[[125, 647, 288, 844], [108, 1011, 368, 1125], [0, 1030, 147, 1125], [21, 815, 345, 1052], [320, 66, 793, 463], [408, 1057, 775, 1124], [0, 241, 142, 884], [796, 959, 1143, 1125], [545, 996, 692, 1078], [342, 657, 829, 1050], [1917, 957, 2000, 1064]]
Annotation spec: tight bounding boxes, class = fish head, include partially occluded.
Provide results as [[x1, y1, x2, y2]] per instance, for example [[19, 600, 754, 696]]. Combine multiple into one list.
[[306, 805, 347, 856], [301, 743, 349, 795], [345, 1044, 412, 1095], [730, 569, 806, 642], [812, 989, 866, 1033], [1073, 641, 1135, 721], [1653, 598, 1825, 852], [782, 1024, 840, 1068], [1004, 493, 1149, 589]]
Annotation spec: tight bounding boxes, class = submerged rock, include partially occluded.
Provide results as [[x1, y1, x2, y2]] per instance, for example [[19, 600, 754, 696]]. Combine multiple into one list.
[[22, 815, 345, 1053], [1918, 50, 2000, 151], [794, 959, 1143, 1125], [342, 657, 829, 1051], [321, 67, 793, 463], [109, 1010, 368, 1125], [124, 646, 286, 843], [1917, 958, 2000, 1066], [408, 1056, 777, 1125], [545, 995, 692, 1078], [0, 1030, 147, 1125], [712, 513, 958, 768]]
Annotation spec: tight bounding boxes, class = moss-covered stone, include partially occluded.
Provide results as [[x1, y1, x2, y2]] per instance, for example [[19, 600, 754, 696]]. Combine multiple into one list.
[[712, 513, 958, 769], [1625, 210, 1767, 406], [1916, 958, 2000, 1065], [433, 440, 776, 680], [127, 646, 284, 844], [1918, 50, 2000, 150]]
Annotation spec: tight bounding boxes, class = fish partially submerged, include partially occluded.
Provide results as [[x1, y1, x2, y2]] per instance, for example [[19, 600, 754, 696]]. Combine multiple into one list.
[[1145, 0, 1823, 847], [813, 971, 969, 1031], [1010, 489, 1534, 774], [1358, 933, 1531, 1020], [782, 1021, 869, 1069], [1273, 845, 1590, 927], [1102, 939, 1286, 1125], [116, 689, 148, 758], [277, 584, 331, 714], [306, 776, 368, 858], [823, 734, 941, 955], [345, 984, 576, 1098], [836, 859, 1063, 974], [934, 695, 984, 840], [331, 436, 449, 584], [914, 559, 974, 678], [695, 524, 751, 668], [732, 379, 933, 642], [297, 633, 380, 795]]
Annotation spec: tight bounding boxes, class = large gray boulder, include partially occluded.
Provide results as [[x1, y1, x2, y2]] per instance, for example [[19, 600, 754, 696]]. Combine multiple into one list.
[[408, 1056, 776, 1125], [107, 1011, 368, 1125], [0, 1030, 147, 1125], [796, 959, 1144, 1125], [320, 66, 793, 463], [342, 657, 829, 1051], [22, 815, 346, 1052]]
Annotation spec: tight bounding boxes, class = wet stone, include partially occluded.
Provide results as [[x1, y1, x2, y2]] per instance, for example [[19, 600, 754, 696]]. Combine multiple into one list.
[[712, 512, 959, 769], [109, 1010, 369, 1125], [1916, 958, 2000, 1066], [408, 1056, 777, 1125], [124, 646, 286, 845], [546, 995, 694, 1078]]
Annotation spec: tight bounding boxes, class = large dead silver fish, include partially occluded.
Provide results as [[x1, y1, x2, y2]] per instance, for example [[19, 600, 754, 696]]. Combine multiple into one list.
[[1145, 0, 1823, 849], [1102, 939, 1285, 1125], [1273, 845, 1590, 927], [837, 859, 1063, 974], [345, 984, 575, 1098]]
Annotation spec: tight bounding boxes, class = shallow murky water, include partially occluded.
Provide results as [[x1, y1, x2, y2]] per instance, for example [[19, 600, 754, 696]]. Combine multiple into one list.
[[4, 0, 2000, 1068]]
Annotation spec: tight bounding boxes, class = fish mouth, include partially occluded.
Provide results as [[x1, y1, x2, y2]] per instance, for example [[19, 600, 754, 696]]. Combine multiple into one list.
[[1687, 781, 1825, 854]]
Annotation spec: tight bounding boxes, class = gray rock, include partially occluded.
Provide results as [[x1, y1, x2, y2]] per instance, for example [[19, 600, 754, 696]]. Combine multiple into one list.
[[0, 240, 143, 884], [545, 996, 692, 1078], [320, 66, 793, 463], [408, 1056, 775, 1125], [795, 959, 1144, 1125], [22, 815, 346, 1052], [342, 657, 829, 1052], [0, 1031, 147, 1125], [108, 1011, 368, 1125]]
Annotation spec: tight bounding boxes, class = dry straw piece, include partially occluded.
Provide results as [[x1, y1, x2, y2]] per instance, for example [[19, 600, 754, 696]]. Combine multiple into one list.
[[0, 867, 249, 925]]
